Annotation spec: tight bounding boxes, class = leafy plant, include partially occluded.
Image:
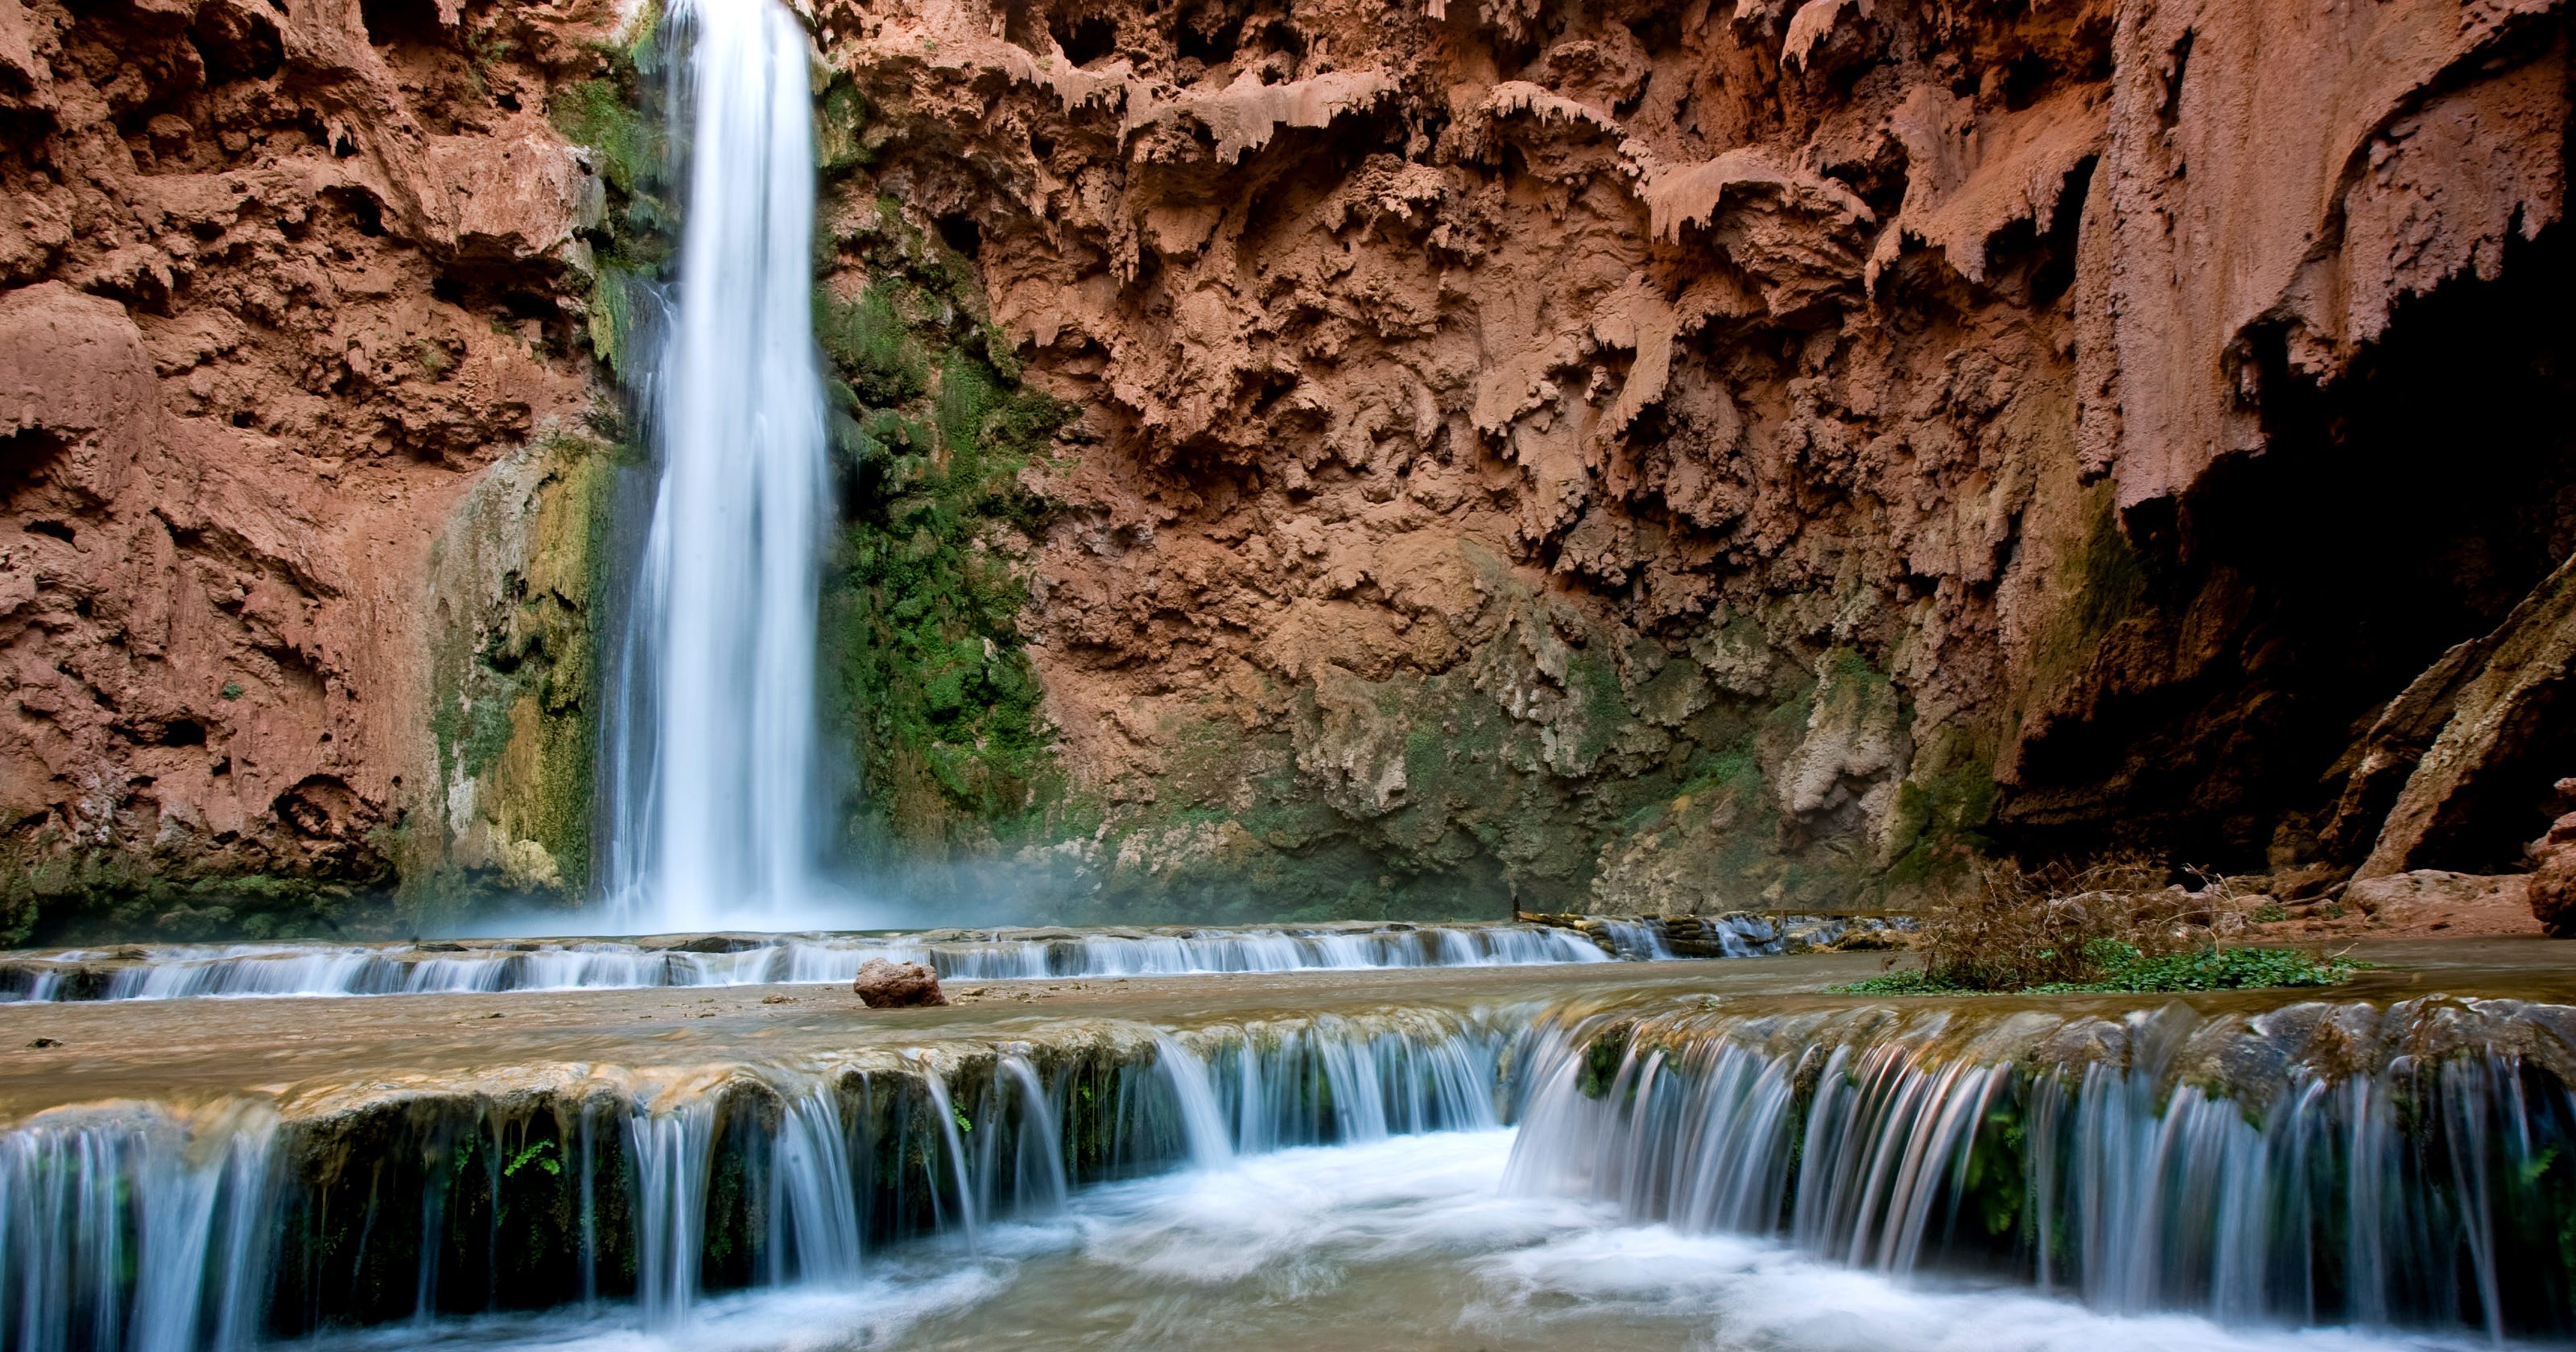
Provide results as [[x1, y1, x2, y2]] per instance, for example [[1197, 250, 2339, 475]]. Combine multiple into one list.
[[503, 1139, 562, 1177]]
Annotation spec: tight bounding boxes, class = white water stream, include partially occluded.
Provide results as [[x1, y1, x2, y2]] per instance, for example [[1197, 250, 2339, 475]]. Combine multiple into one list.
[[603, 0, 828, 931], [258, 1134, 2492, 1352], [2, 1002, 2560, 1350]]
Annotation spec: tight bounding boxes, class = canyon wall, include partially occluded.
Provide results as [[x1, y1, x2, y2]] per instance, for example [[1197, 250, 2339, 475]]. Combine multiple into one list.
[[0, 0, 615, 939], [821, 0, 2576, 919], [3, 0, 2574, 938]]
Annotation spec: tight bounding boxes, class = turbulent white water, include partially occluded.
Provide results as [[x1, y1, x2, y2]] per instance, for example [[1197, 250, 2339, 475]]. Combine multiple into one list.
[[267, 1134, 2492, 1352], [4, 1001, 2566, 1350], [602, 0, 829, 931]]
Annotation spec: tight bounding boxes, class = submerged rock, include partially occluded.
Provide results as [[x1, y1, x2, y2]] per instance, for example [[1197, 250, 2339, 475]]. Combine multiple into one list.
[[852, 958, 947, 1008]]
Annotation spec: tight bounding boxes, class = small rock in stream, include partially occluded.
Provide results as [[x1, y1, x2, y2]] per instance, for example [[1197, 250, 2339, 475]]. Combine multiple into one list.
[[852, 958, 947, 1008]]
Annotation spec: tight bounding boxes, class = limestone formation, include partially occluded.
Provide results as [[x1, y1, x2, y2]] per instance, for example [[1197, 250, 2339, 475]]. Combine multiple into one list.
[[5, 0, 2576, 932], [0, 0, 611, 939]]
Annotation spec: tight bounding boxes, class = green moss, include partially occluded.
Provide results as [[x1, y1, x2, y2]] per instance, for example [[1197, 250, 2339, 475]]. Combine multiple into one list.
[[2070, 486, 2148, 640], [815, 73, 877, 178], [549, 77, 658, 200], [817, 200, 1079, 858], [550, 22, 676, 385], [1881, 725, 2000, 889], [421, 428, 616, 909], [817, 282, 929, 406], [1575, 1027, 1632, 1100]]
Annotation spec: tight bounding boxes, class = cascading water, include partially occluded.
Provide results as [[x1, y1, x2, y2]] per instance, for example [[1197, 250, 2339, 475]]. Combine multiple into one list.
[[3, 998, 2574, 1349], [0, 921, 1630, 1003], [601, 0, 828, 931], [1501, 997, 2576, 1339]]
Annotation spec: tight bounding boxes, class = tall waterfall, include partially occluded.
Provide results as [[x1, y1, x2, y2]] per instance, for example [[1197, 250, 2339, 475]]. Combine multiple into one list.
[[603, 0, 828, 930]]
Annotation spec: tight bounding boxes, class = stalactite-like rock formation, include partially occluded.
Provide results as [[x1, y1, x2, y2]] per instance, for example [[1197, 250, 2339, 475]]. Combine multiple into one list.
[[4, 0, 2574, 931], [803, 0, 2576, 917]]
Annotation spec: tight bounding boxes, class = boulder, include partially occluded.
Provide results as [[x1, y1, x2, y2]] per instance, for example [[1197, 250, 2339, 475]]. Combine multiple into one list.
[[852, 958, 947, 1008], [2355, 556, 2576, 879], [2344, 869, 2529, 926], [2527, 811, 2576, 938]]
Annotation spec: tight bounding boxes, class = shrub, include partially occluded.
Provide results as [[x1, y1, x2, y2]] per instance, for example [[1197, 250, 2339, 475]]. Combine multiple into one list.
[[1831, 856, 2353, 995], [1908, 855, 2244, 989]]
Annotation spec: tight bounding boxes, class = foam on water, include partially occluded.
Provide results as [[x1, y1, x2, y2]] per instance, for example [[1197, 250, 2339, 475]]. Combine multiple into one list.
[[275, 1132, 2499, 1352]]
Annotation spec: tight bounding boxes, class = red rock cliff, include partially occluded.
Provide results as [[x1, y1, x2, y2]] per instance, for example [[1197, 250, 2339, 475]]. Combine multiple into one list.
[[6, 0, 2574, 935]]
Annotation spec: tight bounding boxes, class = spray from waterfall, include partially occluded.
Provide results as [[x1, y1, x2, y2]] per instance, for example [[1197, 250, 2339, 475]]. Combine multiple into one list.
[[601, 0, 830, 931]]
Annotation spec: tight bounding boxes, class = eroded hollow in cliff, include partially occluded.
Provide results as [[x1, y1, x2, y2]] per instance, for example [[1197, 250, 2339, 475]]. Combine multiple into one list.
[[2005, 225, 2576, 873]]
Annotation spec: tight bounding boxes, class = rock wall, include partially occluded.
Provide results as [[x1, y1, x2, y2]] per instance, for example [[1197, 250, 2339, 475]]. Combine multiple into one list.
[[0, 0, 614, 939], [811, 0, 2576, 918], [5, 0, 2574, 935]]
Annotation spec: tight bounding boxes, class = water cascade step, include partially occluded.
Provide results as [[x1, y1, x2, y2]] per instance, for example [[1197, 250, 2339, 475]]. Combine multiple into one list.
[[3, 995, 2572, 1348], [0, 922, 1640, 1003], [0, 1009, 1504, 1351], [1502, 995, 2576, 1340]]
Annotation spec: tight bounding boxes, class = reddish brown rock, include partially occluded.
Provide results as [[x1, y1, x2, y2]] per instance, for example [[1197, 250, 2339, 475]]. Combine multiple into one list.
[[0, 0, 611, 939], [852, 958, 947, 1008], [809, 0, 2576, 912], [2528, 812, 2576, 938], [2345, 870, 2530, 930], [8, 0, 2576, 934]]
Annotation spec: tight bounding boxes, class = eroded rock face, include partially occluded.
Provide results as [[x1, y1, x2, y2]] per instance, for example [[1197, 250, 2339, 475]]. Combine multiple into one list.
[[0, 0, 613, 939], [808, 0, 2576, 913], [9, 0, 2575, 933]]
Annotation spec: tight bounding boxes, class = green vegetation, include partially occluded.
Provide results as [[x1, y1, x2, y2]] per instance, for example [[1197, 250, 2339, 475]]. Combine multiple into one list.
[[548, 13, 675, 392], [1832, 942, 2357, 996], [1829, 854, 2359, 996], [2025, 944, 2358, 994], [816, 193, 1077, 858], [418, 425, 618, 913]]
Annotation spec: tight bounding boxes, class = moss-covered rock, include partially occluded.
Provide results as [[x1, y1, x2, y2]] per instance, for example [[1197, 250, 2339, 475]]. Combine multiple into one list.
[[418, 427, 618, 914]]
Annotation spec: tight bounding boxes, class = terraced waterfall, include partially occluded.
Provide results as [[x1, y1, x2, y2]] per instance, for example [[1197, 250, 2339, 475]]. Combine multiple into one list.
[[4, 981, 2574, 1351], [3, 0, 2575, 1346]]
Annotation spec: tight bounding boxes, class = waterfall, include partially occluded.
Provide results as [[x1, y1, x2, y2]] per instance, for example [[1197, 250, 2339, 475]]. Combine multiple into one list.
[[0, 1105, 277, 1352], [1501, 999, 2576, 1338], [601, 0, 828, 931], [9, 1000, 2573, 1346]]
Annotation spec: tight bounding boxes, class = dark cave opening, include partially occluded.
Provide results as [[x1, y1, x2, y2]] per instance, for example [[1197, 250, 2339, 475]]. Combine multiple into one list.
[[2001, 225, 2576, 875], [1049, 12, 1119, 67]]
